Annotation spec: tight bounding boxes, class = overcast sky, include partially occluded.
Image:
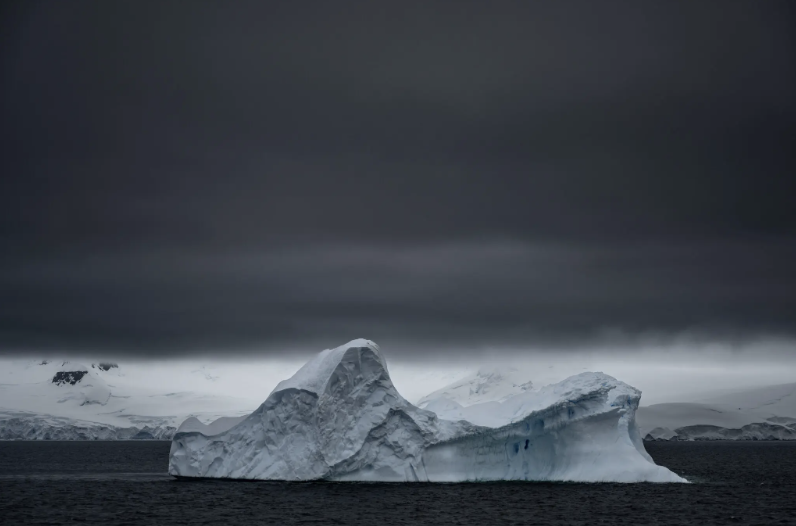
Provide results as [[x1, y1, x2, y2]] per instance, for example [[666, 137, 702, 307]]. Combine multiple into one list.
[[1, 1, 795, 360]]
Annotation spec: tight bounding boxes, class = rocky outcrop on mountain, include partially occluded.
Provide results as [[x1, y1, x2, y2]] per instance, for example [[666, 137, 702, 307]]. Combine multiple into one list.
[[52, 370, 88, 386]]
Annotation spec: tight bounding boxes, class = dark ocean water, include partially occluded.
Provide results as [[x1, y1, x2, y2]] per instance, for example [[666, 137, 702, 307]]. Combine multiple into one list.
[[1, 441, 795, 525]]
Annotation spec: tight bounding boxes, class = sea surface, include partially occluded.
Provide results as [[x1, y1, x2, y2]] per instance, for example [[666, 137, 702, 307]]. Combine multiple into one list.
[[0, 441, 794, 525]]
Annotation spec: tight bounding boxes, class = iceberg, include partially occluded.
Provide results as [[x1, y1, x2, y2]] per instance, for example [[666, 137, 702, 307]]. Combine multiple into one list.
[[168, 339, 685, 482]]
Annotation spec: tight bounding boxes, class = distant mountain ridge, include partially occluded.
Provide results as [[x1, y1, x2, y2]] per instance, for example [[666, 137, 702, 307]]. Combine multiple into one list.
[[417, 366, 534, 409], [0, 359, 257, 440], [637, 383, 796, 441], [2, 357, 794, 443]]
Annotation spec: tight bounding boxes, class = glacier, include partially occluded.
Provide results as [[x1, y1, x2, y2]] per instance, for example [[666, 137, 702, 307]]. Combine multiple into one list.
[[168, 339, 685, 482], [636, 383, 796, 442], [0, 409, 175, 440], [643, 422, 796, 441], [0, 359, 260, 440]]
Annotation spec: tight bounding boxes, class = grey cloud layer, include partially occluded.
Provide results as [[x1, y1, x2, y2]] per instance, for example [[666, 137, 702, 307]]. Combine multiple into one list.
[[3, 1, 795, 252], [1, 1, 795, 356], [2, 242, 794, 356]]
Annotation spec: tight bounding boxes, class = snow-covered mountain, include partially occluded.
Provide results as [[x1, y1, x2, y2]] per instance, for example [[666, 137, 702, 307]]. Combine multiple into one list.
[[0, 355, 474, 441], [168, 339, 684, 482], [5, 351, 792, 446], [637, 382, 796, 441], [417, 366, 533, 409], [0, 359, 264, 440]]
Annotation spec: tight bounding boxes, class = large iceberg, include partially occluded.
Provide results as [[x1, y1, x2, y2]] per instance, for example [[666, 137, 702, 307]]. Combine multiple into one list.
[[168, 339, 684, 482]]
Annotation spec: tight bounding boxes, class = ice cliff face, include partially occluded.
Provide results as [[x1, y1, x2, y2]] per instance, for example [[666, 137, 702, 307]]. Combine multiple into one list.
[[419, 372, 685, 482], [644, 421, 796, 441], [0, 409, 175, 440], [169, 339, 684, 482], [169, 340, 473, 481]]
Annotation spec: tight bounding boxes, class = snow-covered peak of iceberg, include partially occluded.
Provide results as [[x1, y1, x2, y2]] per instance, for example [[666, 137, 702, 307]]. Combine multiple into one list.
[[272, 338, 383, 396], [420, 371, 638, 429], [501, 371, 638, 421]]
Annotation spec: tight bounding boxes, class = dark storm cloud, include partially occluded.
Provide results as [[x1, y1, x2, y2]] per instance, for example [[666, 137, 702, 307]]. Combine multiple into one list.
[[2, 241, 795, 357], [1, 1, 795, 356]]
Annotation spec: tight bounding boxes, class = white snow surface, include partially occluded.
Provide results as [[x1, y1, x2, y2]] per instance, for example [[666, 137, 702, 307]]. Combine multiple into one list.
[[0, 359, 262, 439], [168, 339, 684, 483], [417, 366, 533, 409], [273, 339, 384, 395], [697, 382, 796, 415], [636, 383, 796, 441], [423, 370, 636, 428]]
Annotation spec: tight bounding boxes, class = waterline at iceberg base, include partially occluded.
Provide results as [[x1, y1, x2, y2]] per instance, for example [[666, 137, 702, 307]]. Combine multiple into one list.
[[168, 339, 685, 483]]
